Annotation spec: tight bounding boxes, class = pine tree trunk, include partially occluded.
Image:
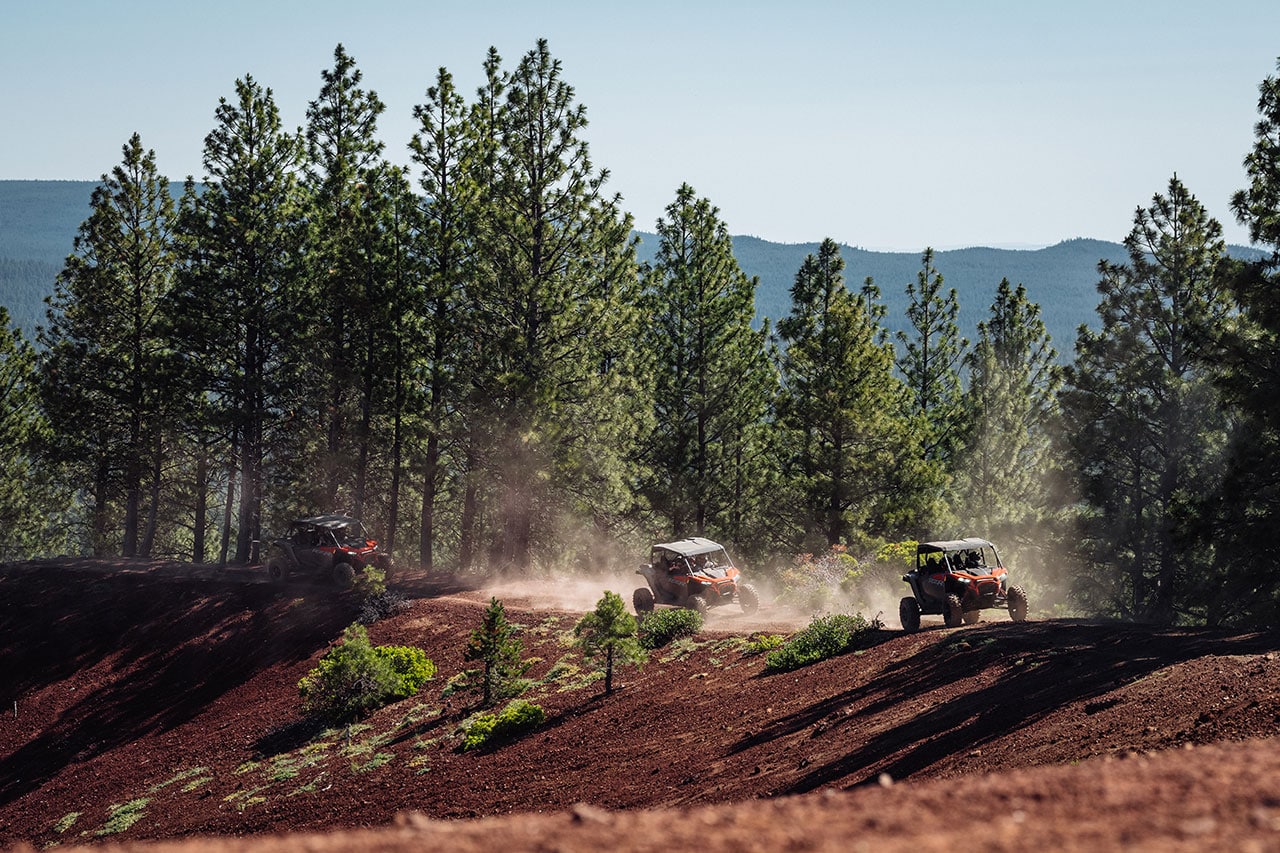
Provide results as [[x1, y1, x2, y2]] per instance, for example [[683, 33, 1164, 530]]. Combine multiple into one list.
[[193, 446, 209, 563], [139, 434, 162, 557]]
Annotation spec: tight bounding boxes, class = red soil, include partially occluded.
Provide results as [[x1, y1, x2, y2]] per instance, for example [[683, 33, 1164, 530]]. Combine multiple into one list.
[[1, 558, 1278, 851]]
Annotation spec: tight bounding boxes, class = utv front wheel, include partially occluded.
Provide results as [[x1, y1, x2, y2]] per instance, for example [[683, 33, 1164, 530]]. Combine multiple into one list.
[[944, 594, 964, 628], [633, 587, 654, 615], [1007, 586, 1028, 622], [689, 594, 709, 618], [267, 560, 288, 584], [737, 584, 760, 615], [899, 596, 921, 633], [332, 562, 356, 590]]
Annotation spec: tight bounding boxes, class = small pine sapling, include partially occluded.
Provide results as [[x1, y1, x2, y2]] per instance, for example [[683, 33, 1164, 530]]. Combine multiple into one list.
[[464, 597, 530, 707], [574, 590, 647, 695]]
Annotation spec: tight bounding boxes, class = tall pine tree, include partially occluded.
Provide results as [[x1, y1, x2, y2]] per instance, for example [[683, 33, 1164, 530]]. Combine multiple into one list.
[[774, 239, 921, 546], [171, 76, 306, 564], [467, 40, 646, 570], [1061, 176, 1230, 623], [1205, 58, 1280, 625], [640, 184, 774, 541], [959, 279, 1060, 540], [40, 134, 178, 557]]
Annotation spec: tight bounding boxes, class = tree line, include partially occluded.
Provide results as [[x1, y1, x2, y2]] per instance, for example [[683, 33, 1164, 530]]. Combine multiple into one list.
[[3, 42, 1280, 627]]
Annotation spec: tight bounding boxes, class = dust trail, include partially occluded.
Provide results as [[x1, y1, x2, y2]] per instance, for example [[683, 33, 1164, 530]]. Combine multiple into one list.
[[474, 571, 643, 615]]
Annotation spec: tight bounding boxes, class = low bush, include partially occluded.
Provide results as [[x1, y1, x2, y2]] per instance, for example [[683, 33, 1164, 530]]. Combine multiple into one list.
[[638, 607, 703, 649], [375, 644, 437, 701], [764, 613, 880, 672], [460, 699, 546, 751], [298, 624, 435, 721], [744, 633, 786, 655]]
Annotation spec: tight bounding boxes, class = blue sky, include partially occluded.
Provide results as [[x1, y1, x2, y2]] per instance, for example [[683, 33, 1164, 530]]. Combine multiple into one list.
[[2, 0, 1278, 250]]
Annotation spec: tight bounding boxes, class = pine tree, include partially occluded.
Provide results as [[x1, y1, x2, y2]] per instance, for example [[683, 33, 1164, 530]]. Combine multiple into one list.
[[170, 76, 306, 564], [573, 590, 646, 695], [300, 44, 392, 517], [640, 184, 774, 540], [1061, 176, 1230, 623], [464, 597, 529, 707], [774, 239, 921, 545], [39, 133, 178, 556], [1205, 58, 1280, 625], [467, 40, 646, 570], [409, 65, 477, 571], [897, 248, 968, 467], [959, 279, 1060, 539], [0, 309, 57, 558]]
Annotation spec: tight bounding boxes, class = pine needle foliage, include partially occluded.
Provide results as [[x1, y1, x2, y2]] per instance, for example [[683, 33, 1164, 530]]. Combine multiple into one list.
[[573, 590, 646, 695]]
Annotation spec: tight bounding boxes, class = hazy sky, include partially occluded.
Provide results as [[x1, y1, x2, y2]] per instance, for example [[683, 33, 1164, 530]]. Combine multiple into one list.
[[3, 0, 1278, 250]]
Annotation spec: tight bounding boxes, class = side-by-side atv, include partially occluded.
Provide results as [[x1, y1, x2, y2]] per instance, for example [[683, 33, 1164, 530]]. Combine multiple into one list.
[[899, 537, 1027, 632], [634, 537, 760, 617], [266, 514, 392, 589]]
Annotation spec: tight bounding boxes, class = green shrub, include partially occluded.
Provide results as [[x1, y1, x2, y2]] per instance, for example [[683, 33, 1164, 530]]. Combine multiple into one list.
[[354, 565, 387, 599], [374, 644, 437, 701], [461, 699, 546, 751], [638, 607, 703, 649], [744, 633, 785, 655], [764, 613, 878, 672], [298, 624, 435, 721]]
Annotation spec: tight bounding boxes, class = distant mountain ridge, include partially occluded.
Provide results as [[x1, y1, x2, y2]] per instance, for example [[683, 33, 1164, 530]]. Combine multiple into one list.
[[1, 180, 1262, 354]]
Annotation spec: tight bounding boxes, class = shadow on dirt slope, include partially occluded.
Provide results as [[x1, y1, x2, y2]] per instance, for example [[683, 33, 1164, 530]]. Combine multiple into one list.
[[0, 564, 357, 807], [736, 620, 1280, 794]]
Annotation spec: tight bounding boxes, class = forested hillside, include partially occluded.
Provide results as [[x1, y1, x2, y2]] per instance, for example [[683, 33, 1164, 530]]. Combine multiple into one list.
[[3, 42, 1280, 631], [0, 180, 1126, 347]]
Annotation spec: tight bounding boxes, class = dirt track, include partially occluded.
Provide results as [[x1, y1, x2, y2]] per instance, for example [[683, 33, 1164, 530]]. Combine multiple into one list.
[[2, 559, 1279, 851]]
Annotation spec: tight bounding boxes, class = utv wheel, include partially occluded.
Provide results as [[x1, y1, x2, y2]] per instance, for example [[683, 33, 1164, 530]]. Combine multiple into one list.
[[633, 587, 654, 615], [1007, 586, 1028, 622], [963, 609, 981, 625], [944, 594, 964, 628], [899, 596, 921, 633], [689, 594, 709, 617], [267, 560, 288, 584], [332, 562, 356, 589], [737, 584, 760, 615]]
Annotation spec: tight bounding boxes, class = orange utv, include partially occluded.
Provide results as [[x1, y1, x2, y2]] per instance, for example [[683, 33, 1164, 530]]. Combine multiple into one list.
[[899, 538, 1028, 632]]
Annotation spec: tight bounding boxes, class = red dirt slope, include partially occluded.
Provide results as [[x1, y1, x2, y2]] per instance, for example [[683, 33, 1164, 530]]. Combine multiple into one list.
[[1, 558, 1278, 850]]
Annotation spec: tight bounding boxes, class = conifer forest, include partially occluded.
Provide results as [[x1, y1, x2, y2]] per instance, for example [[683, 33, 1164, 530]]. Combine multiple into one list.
[[4, 42, 1280, 628]]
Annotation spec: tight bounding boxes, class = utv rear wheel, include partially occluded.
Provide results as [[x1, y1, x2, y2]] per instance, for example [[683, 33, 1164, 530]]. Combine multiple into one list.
[[1007, 586, 1028, 622], [737, 583, 760, 615], [267, 560, 288, 584], [963, 609, 981, 625], [689, 594, 709, 618], [332, 562, 356, 590], [944, 594, 964, 628], [899, 596, 921, 633], [633, 587, 654, 615]]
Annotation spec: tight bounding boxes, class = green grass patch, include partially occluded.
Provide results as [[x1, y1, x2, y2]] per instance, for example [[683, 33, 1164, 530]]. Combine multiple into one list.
[[290, 772, 330, 796], [95, 798, 150, 836], [53, 812, 80, 834], [147, 766, 211, 794], [353, 751, 394, 772], [659, 636, 705, 662]]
